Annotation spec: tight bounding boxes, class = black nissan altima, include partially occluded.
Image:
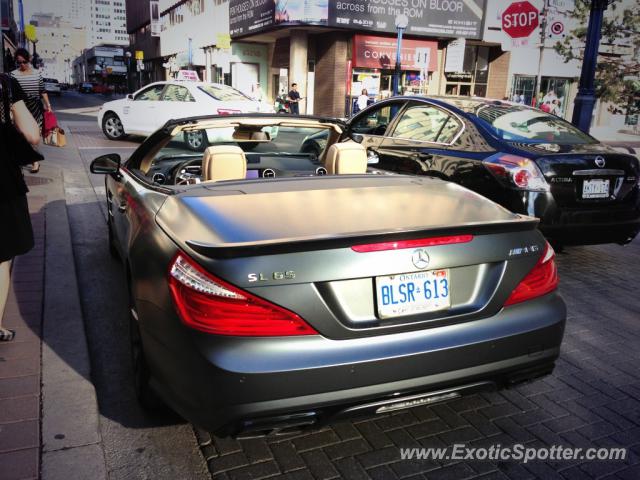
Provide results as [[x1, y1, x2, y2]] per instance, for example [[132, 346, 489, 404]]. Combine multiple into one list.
[[302, 96, 640, 247]]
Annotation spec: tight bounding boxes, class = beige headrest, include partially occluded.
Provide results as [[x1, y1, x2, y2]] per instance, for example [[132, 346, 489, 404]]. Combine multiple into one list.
[[325, 142, 368, 175], [202, 145, 247, 182]]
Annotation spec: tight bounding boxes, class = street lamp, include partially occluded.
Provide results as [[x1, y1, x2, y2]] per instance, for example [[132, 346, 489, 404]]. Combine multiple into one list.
[[392, 14, 408, 97], [571, 0, 610, 133], [125, 51, 132, 93]]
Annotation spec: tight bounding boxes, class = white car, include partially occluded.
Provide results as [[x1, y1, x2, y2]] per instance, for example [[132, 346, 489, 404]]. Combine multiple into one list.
[[43, 78, 61, 96], [98, 81, 274, 150]]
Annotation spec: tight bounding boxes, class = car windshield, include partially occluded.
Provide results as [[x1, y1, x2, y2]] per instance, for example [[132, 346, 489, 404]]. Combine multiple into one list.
[[137, 122, 337, 188], [198, 84, 251, 102], [475, 105, 597, 144]]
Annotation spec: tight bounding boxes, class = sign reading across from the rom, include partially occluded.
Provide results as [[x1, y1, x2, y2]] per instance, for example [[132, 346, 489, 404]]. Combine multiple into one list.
[[229, 0, 486, 40]]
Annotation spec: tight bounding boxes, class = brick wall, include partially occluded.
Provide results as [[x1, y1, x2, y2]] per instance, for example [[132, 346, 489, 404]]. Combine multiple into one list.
[[314, 33, 349, 117], [487, 48, 511, 100]]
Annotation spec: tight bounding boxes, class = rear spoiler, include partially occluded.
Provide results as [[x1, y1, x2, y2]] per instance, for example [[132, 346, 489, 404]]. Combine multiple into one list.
[[186, 217, 540, 259]]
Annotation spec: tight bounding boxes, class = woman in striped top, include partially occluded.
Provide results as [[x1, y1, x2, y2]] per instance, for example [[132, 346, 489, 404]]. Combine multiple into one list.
[[11, 48, 51, 173]]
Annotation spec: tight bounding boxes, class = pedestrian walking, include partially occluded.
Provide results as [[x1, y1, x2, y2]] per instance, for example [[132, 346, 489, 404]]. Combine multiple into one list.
[[11, 48, 51, 174], [0, 73, 41, 341], [356, 89, 369, 113]]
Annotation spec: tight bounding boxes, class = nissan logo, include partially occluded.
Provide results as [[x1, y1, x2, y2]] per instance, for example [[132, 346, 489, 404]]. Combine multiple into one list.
[[411, 248, 430, 270], [595, 156, 606, 168]]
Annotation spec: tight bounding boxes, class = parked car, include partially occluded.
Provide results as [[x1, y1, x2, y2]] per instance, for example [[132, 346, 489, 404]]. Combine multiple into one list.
[[90, 113, 566, 437], [79, 82, 94, 93], [43, 78, 61, 96], [97, 81, 275, 150], [302, 97, 640, 247]]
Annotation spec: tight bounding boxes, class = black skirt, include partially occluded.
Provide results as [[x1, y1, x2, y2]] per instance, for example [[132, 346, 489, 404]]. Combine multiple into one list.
[[0, 195, 34, 262]]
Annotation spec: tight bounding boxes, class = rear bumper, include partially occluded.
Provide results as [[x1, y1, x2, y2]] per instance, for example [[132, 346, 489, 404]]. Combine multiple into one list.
[[516, 190, 640, 245], [140, 293, 566, 436]]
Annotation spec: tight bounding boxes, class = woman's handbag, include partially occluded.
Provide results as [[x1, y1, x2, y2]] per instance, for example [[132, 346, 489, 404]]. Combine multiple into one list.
[[0, 75, 44, 166]]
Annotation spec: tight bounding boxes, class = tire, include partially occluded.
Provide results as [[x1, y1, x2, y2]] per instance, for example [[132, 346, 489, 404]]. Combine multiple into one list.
[[184, 130, 207, 152], [129, 298, 165, 411], [102, 112, 126, 140]]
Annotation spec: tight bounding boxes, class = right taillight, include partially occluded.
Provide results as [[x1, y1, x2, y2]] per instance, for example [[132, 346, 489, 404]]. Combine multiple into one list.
[[483, 153, 549, 192], [504, 242, 558, 306], [168, 252, 317, 336]]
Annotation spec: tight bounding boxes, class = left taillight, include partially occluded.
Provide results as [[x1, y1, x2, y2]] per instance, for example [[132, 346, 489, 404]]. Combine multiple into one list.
[[504, 242, 558, 306], [483, 153, 549, 192], [168, 252, 317, 336]]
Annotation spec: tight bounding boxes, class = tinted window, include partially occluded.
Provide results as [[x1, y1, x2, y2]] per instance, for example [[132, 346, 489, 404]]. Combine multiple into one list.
[[476, 105, 597, 144], [351, 102, 405, 136], [162, 85, 195, 102], [135, 85, 165, 101], [391, 105, 461, 143], [198, 84, 250, 102]]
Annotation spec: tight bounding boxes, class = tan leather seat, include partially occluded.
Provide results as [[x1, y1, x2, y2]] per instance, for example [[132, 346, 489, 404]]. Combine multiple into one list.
[[201, 145, 247, 182], [324, 142, 368, 175]]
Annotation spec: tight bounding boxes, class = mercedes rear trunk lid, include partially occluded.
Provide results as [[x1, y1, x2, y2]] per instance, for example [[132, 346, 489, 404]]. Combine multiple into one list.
[[158, 176, 547, 339]]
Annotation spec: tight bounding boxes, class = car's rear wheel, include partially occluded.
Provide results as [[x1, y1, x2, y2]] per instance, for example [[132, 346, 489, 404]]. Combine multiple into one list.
[[184, 130, 207, 152], [102, 112, 126, 140]]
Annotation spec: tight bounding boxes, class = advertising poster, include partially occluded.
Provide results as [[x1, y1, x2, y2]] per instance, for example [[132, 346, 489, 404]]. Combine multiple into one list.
[[331, 0, 486, 39], [230, 0, 486, 39], [229, 0, 276, 36]]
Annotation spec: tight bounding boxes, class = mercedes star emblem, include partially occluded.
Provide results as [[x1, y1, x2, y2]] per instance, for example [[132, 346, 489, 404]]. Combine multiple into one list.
[[412, 248, 430, 270], [595, 156, 606, 168]]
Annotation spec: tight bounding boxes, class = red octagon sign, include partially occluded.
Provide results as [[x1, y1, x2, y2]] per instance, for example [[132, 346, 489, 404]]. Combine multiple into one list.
[[502, 1, 540, 39]]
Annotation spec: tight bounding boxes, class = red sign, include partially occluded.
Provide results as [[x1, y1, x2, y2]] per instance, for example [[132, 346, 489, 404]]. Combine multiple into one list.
[[352, 35, 438, 72], [502, 1, 539, 39]]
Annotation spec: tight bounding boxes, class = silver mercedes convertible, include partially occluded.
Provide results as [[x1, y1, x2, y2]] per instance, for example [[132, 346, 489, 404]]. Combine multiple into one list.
[[91, 114, 566, 437]]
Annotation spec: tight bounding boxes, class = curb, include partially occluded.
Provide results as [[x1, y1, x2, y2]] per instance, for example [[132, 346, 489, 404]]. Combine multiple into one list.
[[35, 133, 108, 479]]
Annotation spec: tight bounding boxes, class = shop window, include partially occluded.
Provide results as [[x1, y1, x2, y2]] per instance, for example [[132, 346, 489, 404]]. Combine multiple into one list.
[[444, 45, 489, 98], [391, 105, 462, 144]]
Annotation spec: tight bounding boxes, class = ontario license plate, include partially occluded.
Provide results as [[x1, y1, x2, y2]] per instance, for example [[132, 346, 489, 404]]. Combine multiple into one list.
[[582, 179, 609, 199], [375, 270, 450, 319]]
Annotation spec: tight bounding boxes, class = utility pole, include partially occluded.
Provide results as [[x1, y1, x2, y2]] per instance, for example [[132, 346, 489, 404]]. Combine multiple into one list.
[[534, 0, 549, 107], [571, 0, 609, 133]]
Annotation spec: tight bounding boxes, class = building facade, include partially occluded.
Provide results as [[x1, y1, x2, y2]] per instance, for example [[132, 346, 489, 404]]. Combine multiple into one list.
[[29, 14, 87, 83], [90, 0, 129, 47]]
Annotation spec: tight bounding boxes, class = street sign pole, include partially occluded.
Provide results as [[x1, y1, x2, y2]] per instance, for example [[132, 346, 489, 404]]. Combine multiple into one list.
[[534, 0, 548, 108], [571, 0, 609, 133]]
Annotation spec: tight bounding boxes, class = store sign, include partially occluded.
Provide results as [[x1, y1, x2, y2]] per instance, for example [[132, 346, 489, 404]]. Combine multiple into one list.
[[229, 0, 486, 39], [229, 0, 276, 37], [444, 38, 465, 72], [352, 35, 438, 71]]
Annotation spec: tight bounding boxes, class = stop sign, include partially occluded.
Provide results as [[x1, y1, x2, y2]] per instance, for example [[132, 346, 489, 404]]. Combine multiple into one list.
[[502, 1, 539, 39]]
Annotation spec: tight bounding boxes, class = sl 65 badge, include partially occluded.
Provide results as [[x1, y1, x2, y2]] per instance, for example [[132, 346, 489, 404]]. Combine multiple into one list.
[[248, 271, 296, 282]]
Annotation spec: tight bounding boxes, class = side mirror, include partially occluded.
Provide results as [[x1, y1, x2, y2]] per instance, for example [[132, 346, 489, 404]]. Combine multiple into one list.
[[90, 153, 121, 174], [126, 94, 133, 100], [350, 133, 364, 144]]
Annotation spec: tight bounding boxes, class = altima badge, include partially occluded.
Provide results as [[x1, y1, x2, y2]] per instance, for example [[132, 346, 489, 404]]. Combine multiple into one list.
[[412, 248, 430, 270], [595, 156, 606, 168]]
